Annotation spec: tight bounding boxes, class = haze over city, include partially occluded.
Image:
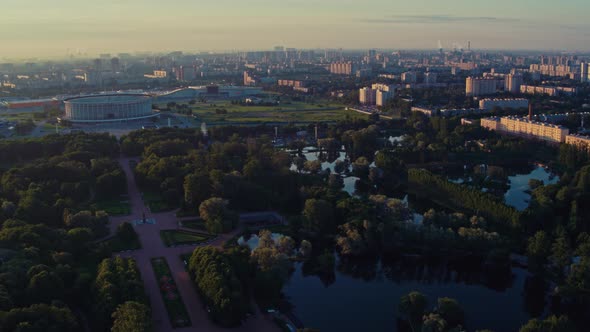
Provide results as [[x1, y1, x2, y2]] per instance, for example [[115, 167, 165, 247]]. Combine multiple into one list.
[[2, 0, 590, 58]]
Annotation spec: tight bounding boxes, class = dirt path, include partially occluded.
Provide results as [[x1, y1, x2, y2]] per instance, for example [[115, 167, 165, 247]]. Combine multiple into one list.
[[111, 157, 281, 332]]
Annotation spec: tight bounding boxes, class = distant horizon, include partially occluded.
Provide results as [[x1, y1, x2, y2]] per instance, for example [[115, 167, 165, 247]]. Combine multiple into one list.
[[3, 46, 590, 63], [2, 0, 589, 60]]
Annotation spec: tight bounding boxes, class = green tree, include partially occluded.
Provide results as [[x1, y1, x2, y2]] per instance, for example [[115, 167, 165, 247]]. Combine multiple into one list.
[[399, 291, 428, 332], [0, 304, 79, 331], [550, 234, 571, 276], [421, 313, 446, 332], [526, 231, 552, 269], [199, 197, 238, 234], [437, 297, 464, 328], [299, 240, 313, 258], [519, 315, 575, 332], [111, 301, 152, 332], [302, 199, 334, 235], [183, 172, 212, 207]]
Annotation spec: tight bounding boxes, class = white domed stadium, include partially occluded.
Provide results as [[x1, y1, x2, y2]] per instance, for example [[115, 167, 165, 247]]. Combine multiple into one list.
[[62, 94, 157, 123]]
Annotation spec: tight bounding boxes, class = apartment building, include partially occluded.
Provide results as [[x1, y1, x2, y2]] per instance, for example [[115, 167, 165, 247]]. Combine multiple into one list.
[[330, 61, 354, 75], [481, 116, 569, 144], [520, 85, 578, 96], [565, 134, 590, 151], [479, 98, 529, 110], [466, 77, 499, 97]]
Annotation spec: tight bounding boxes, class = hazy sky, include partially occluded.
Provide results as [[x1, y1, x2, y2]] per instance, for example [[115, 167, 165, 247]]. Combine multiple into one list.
[[2, 0, 589, 58]]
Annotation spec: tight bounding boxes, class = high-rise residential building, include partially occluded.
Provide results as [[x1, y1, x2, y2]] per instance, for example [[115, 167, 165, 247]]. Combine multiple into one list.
[[330, 61, 354, 75], [359, 84, 395, 106], [504, 73, 523, 94], [359, 87, 377, 105], [110, 57, 121, 73], [529, 64, 575, 79], [243, 71, 257, 86], [465, 77, 498, 97], [372, 84, 395, 106], [174, 65, 196, 81], [581, 63, 590, 83]]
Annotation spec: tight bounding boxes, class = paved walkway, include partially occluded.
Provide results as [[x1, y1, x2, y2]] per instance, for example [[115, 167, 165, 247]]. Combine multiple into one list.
[[111, 157, 280, 332]]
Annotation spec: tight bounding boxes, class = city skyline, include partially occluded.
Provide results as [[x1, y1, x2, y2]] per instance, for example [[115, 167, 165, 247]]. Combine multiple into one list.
[[2, 0, 590, 58]]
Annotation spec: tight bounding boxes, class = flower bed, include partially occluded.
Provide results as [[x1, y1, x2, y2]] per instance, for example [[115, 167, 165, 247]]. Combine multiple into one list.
[[150, 257, 191, 328]]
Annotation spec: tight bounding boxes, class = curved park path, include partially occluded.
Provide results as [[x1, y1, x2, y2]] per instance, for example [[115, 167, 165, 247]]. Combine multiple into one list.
[[111, 157, 281, 332]]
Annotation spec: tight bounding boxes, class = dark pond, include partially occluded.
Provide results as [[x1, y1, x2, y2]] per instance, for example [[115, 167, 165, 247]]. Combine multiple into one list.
[[283, 255, 541, 332], [446, 165, 559, 211]]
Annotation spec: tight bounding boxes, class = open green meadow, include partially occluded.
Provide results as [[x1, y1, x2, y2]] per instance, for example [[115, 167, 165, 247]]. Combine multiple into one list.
[[159, 100, 367, 124], [160, 230, 212, 247]]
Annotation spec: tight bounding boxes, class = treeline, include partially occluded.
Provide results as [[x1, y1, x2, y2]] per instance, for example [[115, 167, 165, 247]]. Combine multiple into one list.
[[335, 196, 505, 258], [521, 165, 590, 326], [93, 257, 148, 330], [188, 247, 249, 327], [408, 169, 520, 233], [0, 132, 118, 163], [397, 291, 575, 332], [188, 231, 299, 326], [128, 128, 320, 216], [0, 133, 136, 331]]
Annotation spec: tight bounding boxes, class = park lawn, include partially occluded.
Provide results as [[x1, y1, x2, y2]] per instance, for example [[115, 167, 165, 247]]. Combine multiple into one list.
[[164, 99, 363, 124], [179, 219, 208, 232], [194, 108, 366, 124], [92, 198, 131, 216], [142, 191, 177, 212], [160, 230, 212, 247], [105, 235, 141, 252], [150, 258, 191, 328], [42, 123, 57, 131]]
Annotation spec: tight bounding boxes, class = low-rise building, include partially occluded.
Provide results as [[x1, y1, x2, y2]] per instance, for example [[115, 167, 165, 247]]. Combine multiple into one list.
[[479, 98, 529, 110], [520, 85, 577, 96], [566, 134, 590, 151]]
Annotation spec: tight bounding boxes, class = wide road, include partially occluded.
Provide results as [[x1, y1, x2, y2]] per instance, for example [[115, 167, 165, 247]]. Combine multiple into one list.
[[111, 157, 281, 332]]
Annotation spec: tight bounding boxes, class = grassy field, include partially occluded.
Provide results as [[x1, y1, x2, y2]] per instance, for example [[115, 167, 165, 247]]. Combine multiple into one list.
[[150, 258, 191, 328], [92, 198, 131, 216], [160, 230, 212, 247], [161, 100, 367, 124], [142, 192, 177, 213], [179, 219, 207, 232]]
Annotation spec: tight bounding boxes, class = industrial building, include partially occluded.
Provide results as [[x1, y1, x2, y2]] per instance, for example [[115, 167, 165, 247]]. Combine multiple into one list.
[[61, 94, 156, 123], [156, 86, 263, 102]]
